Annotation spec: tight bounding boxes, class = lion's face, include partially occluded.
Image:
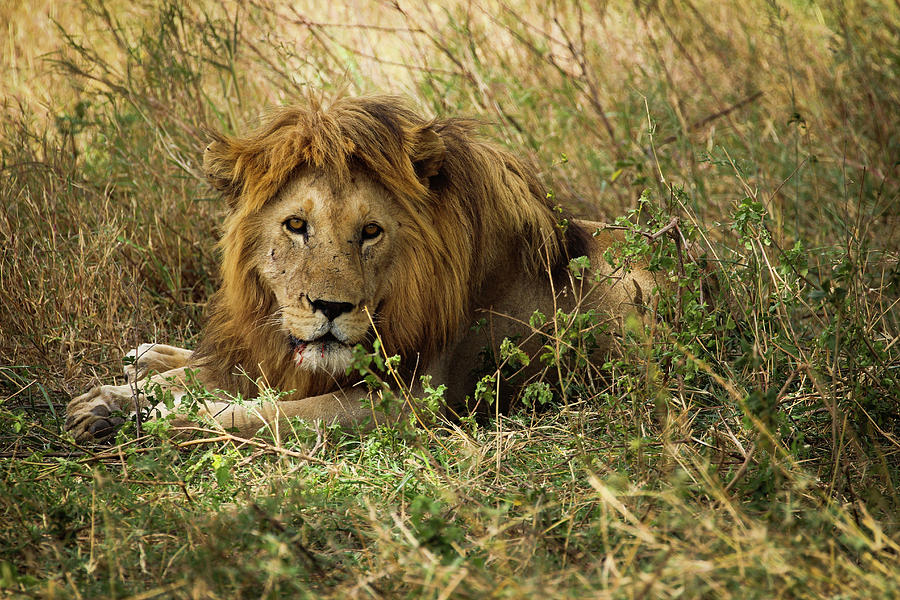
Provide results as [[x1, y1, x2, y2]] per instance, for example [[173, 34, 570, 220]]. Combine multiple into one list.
[[251, 169, 400, 374]]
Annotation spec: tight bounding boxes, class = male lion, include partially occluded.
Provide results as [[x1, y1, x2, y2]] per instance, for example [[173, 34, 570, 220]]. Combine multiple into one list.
[[65, 95, 661, 442]]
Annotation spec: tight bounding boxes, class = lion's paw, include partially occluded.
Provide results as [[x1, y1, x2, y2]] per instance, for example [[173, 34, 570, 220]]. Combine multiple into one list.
[[65, 385, 132, 443], [124, 343, 192, 384]]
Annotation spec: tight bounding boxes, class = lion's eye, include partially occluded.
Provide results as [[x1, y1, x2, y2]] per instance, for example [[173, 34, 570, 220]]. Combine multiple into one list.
[[284, 218, 307, 235], [361, 223, 383, 241]]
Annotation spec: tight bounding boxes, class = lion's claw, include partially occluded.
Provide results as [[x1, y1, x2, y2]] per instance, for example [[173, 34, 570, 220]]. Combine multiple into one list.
[[65, 384, 132, 443], [65, 342, 192, 443]]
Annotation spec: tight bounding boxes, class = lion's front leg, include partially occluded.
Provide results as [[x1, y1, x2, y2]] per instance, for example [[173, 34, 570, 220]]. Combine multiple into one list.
[[123, 343, 193, 384], [66, 367, 191, 442], [197, 387, 396, 439]]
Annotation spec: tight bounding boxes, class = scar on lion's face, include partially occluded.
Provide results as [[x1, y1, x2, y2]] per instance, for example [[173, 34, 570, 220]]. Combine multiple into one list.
[[252, 169, 400, 374]]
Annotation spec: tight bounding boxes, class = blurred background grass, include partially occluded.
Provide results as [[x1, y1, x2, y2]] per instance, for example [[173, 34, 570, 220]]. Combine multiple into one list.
[[1, 1, 898, 597]]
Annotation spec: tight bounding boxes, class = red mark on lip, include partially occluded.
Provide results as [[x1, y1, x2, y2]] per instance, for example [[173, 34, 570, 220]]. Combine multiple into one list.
[[294, 342, 307, 366]]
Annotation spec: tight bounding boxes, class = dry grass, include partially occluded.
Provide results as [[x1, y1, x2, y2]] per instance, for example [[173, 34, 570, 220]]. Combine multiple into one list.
[[1, 0, 899, 598]]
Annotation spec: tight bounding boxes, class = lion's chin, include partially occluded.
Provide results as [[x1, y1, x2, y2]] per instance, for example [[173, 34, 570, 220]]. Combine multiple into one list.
[[291, 339, 354, 375]]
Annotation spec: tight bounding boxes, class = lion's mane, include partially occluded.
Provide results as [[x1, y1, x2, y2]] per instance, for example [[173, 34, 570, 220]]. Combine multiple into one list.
[[194, 95, 589, 399]]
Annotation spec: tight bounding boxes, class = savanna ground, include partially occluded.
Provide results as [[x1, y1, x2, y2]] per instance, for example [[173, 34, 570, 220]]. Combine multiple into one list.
[[1, 1, 899, 597]]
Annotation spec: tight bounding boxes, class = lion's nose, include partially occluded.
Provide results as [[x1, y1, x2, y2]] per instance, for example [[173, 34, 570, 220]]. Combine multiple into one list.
[[310, 298, 355, 321]]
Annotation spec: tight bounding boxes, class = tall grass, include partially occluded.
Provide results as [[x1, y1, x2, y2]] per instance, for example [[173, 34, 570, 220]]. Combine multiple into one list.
[[1, 0, 898, 597]]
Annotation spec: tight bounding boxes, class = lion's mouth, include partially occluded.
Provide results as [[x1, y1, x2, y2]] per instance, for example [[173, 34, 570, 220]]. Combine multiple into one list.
[[288, 332, 353, 369], [288, 332, 342, 347]]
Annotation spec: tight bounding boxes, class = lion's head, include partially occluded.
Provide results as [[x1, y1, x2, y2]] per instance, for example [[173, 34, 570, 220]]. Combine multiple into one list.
[[235, 168, 405, 375], [194, 96, 585, 397]]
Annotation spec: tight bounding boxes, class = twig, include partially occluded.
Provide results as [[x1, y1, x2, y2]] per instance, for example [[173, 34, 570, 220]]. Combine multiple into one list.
[[649, 217, 680, 241], [601, 216, 679, 242], [724, 443, 757, 493], [656, 91, 764, 148], [170, 427, 328, 464]]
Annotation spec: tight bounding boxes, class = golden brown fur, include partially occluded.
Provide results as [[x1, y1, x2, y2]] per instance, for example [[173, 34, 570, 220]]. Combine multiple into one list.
[[195, 95, 573, 398], [65, 95, 657, 441]]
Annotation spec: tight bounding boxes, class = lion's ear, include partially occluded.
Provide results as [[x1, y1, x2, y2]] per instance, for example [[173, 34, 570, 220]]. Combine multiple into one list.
[[203, 139, 241, 206], [411, 126, 445, 183]]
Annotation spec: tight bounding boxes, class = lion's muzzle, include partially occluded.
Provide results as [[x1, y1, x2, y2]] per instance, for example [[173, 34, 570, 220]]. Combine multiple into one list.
[[288, 331, 356, 374]]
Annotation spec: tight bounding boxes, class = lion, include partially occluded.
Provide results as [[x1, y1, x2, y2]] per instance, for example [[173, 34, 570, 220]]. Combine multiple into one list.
[[65, 95, 662, 442]]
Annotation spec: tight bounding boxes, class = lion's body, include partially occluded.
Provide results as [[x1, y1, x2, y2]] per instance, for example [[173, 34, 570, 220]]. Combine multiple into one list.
[[66, 96, 661, 441]]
